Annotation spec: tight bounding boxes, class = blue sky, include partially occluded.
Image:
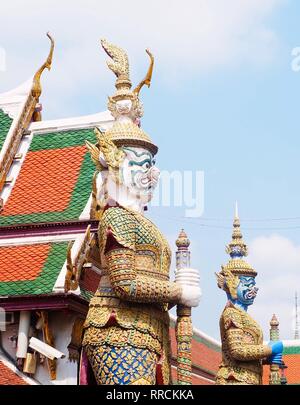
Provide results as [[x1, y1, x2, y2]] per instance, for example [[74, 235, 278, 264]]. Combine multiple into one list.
[[1, 0, 300, 339]]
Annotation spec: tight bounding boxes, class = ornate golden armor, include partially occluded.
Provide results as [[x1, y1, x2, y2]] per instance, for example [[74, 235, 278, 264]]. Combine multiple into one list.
[[216, 303, 272, 385], [82, 206, 181, 384]]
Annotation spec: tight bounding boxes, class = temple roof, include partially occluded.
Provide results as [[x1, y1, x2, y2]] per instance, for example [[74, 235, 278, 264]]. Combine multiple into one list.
[[0, 61, 113, 302], [0, 239, 100, 300], [0, 354, 31, 385], [0, 241, 68, 296], [0, 128, 96, 225]]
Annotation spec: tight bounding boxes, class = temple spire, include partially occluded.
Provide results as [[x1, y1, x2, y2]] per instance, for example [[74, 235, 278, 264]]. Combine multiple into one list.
[[226, 203, 248, 259], [235, 201, 239, 219]]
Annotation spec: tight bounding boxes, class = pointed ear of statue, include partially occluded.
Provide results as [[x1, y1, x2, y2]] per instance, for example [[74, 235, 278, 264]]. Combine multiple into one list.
[[216, 266, 239, 300], [94, 128, 125, 171], [85, 140, 106, 172], [215, 271, 225, 290]]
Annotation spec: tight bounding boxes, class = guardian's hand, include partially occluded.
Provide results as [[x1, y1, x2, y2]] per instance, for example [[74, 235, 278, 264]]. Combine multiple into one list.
[[175, 268, 201, 307], [268, 341, 283, 365], [180, 285, 201, 307]]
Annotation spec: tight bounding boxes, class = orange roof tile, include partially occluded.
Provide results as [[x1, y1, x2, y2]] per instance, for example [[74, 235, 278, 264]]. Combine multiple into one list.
[[283, 354, 300, 384], [0, 361, 28, 385], [0, 244, 50, 282], [3, 145, 86, 216], [263, 353, 300, 385], [0, 128, 96, 226]]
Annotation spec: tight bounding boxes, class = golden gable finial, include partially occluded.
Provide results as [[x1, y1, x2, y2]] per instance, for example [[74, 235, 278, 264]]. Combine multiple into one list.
[[32, 32, 54, 99], [133, 49, 154, 96]]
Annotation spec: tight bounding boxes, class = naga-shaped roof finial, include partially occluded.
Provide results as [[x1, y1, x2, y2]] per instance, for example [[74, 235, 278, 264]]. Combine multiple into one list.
[[32, 32, 54, 99]]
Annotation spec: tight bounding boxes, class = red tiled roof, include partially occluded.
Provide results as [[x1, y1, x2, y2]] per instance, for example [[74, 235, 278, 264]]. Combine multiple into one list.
[[0, 244, 50, 282], [0, 128, 96, 226], [263, 353, 300, 385], [283, 354, 300, 384], [2, 146, 86, 216], [0, 360, 28, 385]]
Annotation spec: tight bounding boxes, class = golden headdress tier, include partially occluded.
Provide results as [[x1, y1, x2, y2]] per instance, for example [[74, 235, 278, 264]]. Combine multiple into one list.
[[104, 122, 158, 155], [225, 202, 248, 259], [100, 39, 157, 155], [223, 205, 257, 277], [216, 205, 257, 296]]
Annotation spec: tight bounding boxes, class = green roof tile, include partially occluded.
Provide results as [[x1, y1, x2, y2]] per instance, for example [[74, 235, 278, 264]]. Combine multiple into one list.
[[0, 109, 13, 151]]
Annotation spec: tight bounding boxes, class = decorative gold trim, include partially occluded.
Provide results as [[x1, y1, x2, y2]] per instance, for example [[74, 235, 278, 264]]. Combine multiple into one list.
[[67, 318, 85, 363], [133, 49, 154, 96], [37, 311, 56, 380], [64, 225, 92, 292]]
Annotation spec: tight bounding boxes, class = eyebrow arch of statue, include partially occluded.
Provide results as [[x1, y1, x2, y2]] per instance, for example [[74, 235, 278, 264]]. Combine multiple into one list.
[[122, 147, 153, 159], [128, 159, 151, 167]]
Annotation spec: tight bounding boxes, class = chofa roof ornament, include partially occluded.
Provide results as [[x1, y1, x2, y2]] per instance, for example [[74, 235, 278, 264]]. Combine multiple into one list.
[[31, 32, 55, 99]]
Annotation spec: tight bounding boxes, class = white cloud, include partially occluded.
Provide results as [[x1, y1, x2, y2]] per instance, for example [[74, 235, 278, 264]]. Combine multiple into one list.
[[248, 235, 300, 340], [0, 0, 284, 117]]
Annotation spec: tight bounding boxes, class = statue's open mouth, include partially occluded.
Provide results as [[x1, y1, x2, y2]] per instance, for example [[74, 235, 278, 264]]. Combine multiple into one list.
[[139, 174, 158, 190], [245, 288, 258, 300]]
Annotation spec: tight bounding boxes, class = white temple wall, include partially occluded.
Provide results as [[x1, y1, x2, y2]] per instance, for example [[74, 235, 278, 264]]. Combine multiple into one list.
[[1, 310, 79, 385]]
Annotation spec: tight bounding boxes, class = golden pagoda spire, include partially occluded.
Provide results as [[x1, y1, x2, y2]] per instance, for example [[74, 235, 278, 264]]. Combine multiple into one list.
[[226, 202, 248, 259], [220, 204, 257, 278]]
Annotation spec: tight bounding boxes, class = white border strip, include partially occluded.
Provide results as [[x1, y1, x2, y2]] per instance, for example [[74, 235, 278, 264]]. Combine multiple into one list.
[[29, 111, 114, 135], [263, 339, 300, 348], [0, 233, 79, 247], [282, 339, 300, 347]]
